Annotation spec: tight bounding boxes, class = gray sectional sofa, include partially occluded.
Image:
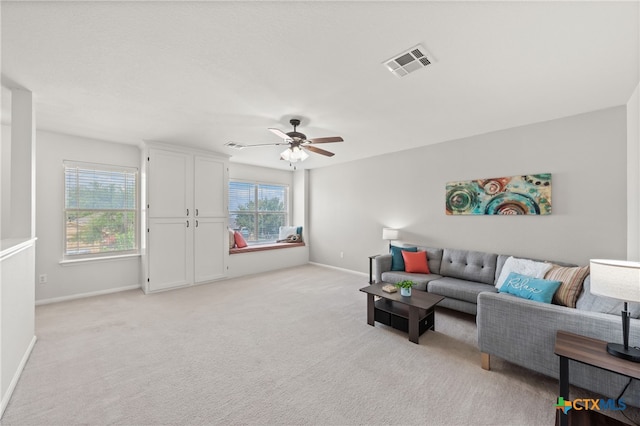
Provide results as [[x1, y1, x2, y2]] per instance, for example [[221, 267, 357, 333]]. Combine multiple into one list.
[[373, 245, 640, 407], [374, 246, 505, 315]]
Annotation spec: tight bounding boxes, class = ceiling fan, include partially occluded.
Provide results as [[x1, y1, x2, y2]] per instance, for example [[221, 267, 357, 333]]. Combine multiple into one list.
[[225, 118, 344, 164]]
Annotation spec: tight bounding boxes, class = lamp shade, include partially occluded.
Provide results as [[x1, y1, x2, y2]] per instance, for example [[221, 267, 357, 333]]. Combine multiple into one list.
[[382, 228, 399, 241], [590, 259, 640, 303]]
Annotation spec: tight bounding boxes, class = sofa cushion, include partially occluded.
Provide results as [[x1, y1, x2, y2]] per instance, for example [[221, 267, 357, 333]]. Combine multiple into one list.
[[546, 264, 590, 308], [577, 276, 640, 319], [440, 249, 498, 285], [498, 272, 562, 304], [381, 271, 442, 291], [427, 277, 497, 303], [390, 245, 417, 271], [495, 256, 553, 289], [495, 254, 576, 283], [402, 250, 430, 274], [414, 247, 444, 275]]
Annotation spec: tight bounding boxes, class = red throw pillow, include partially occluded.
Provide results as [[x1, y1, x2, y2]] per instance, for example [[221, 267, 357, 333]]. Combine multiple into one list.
[[402, 250, 430, 274], [234, 231, 248, 248]]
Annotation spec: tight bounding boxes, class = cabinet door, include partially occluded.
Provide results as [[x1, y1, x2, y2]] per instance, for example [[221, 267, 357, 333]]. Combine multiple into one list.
[[148, 149, 192, 218], [194, 156, 226, 218], [194, 217, 227, 283], [148, 218, 194, 291]]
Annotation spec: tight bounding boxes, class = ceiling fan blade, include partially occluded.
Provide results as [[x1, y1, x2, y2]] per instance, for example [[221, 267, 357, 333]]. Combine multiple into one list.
[[225, 141, 289, 150], [305, 145, 335, 157], [307, 136, 344, 144], [268, 128, 291, 140], [243, 142, 290, 147]]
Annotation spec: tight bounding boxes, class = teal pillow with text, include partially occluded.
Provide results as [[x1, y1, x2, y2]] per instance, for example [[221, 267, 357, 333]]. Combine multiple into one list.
[[390, 246, 417, 271], [499, 272, 562, 304]]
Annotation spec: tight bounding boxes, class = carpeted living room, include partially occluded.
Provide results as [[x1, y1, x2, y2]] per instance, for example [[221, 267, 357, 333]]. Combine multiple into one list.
[[0, 265, 622, 425], [1, 1, 640, 426]]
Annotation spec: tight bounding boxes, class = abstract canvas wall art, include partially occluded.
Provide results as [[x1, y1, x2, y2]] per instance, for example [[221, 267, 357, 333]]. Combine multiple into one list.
[[445, 174, 551, 215]]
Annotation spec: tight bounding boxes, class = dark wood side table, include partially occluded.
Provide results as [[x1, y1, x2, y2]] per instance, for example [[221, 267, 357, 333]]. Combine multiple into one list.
[[554, 330, 640, 426]]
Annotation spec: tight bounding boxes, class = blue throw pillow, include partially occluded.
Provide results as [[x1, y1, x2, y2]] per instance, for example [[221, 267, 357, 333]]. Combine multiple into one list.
[[499, 272, 562, 304], [390, 246, 417, 271]]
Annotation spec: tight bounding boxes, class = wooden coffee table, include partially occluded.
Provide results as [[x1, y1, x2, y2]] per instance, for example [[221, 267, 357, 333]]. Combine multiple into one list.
[[359, 283, 445, 344]]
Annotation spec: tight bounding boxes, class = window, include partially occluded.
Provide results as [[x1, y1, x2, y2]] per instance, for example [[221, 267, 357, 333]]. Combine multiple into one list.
[[228, 181, 288, 244], [64, 161, 138, 259]]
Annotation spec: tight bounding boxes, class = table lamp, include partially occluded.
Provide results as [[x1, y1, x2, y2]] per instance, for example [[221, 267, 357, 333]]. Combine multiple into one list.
[[382, 228, 399, 251], [589, 259, 640, 362]]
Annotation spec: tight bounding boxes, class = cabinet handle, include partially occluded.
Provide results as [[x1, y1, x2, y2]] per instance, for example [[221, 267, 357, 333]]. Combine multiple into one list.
[[186, 220, 189, 228], [187, 208, 189, 216], [195, 209, 199, 217], [196, 220, 199, 227]]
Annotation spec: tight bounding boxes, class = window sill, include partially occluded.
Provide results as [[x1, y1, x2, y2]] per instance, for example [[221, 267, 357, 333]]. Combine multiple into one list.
[[229, 242, 305, 254], [60, 253, 141, 265]]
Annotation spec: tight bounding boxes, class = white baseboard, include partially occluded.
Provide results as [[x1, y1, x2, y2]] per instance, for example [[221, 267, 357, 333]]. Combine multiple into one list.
[[308, 262, 368, 277], [35, 284, 142, 306], [1, 335, 37, 419]]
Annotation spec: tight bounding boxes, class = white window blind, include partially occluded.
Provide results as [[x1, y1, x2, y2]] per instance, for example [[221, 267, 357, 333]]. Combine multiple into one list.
[[228, 181, 288, 244], [64, 161, 138, 259]]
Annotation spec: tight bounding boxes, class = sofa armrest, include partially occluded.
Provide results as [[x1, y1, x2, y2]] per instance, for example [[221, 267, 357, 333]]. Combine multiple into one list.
[[374, 254, 392, 283], [477, 291, 640, 403]]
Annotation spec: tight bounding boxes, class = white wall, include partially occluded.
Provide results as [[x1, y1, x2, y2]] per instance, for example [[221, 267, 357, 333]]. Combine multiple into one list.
[[226, 162, 309, 278], [34, 130, 141, 303], [628, 84, 640, 261], [1, 241, 36, 417], [309, 107, 628, 271], [1, 125, 11, 236], [0, 88, 37, 419], [293, 169, 309, 242]]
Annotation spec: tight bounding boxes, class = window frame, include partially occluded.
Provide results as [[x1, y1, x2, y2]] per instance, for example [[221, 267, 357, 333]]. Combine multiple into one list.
[[228, 179, 290, 245], [62, 160, 140, 262]]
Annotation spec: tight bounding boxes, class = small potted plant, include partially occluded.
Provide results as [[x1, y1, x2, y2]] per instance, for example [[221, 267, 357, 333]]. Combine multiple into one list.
[[395, 280, 415, 297]]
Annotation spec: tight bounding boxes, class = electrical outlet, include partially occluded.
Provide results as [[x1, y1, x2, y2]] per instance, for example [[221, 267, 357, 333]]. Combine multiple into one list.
[[39, 274, 47, 284], [340, 251, 344, 259]]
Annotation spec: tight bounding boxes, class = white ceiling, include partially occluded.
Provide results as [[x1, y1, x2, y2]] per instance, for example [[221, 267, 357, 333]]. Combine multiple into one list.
[[2, 1, 639, 170]]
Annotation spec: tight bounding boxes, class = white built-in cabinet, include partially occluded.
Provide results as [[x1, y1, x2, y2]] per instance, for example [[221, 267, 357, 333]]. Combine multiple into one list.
[[143, 143, 229, 293]]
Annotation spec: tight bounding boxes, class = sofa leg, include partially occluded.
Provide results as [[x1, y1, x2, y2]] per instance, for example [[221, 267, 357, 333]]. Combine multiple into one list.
[[481, 352, 490, 370]]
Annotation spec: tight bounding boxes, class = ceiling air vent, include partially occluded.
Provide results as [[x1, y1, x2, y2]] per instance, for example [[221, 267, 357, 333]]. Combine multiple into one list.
[[383, 44, 433, 78]]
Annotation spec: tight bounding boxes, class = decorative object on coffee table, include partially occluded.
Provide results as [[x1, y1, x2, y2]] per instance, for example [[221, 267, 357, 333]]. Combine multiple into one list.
[[382, 284, 397, 293], [395, 280, 415, 297], [589, 259, 640, 362]]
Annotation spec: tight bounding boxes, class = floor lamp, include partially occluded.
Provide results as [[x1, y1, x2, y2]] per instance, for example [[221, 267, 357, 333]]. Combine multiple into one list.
[[382, 228, 399, 252], [590, 259, 640, 362]]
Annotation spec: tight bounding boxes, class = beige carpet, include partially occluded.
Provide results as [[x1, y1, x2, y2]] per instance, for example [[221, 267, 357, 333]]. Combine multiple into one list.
[[2, 264, 634, 425]]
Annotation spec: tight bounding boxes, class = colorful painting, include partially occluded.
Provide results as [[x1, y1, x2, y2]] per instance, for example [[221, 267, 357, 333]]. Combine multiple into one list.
[[446, 174, 551, 215]]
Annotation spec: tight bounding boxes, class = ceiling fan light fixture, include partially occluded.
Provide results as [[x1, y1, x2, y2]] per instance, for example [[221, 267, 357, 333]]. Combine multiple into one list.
[[281, 146, 309, 163], [297, 147, 309, 162]]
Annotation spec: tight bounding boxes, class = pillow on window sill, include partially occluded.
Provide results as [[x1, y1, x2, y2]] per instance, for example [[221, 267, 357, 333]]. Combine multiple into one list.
[[279, 226, 303, 241], [229, 228, 236, 249], [234, 231, 248, 248]]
